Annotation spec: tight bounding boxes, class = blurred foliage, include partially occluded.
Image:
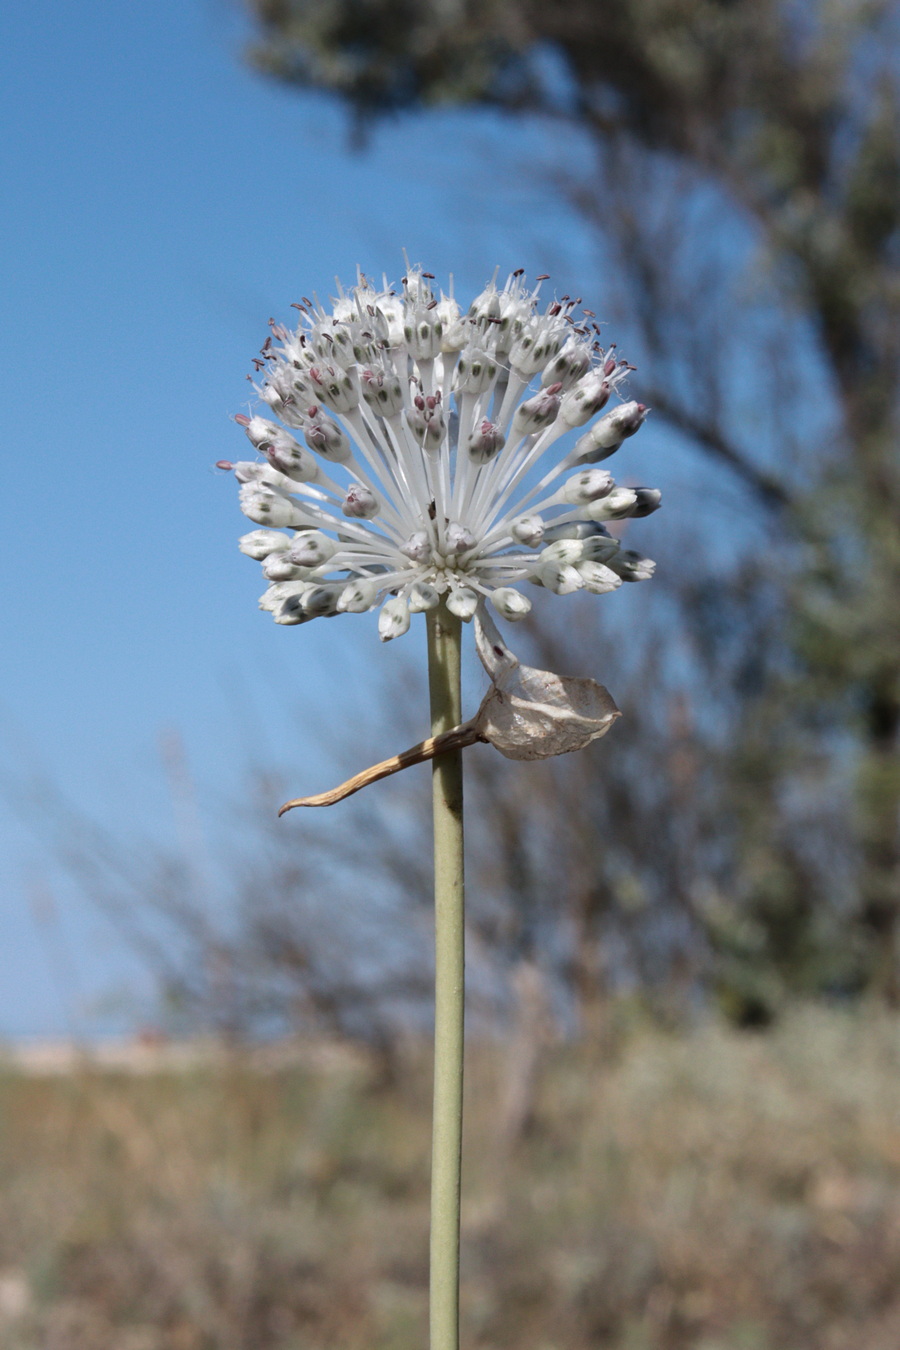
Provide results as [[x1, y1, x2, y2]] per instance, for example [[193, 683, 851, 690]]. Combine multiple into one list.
[[237, 0, 900, 1013], [5, 1008, 900, 1348]]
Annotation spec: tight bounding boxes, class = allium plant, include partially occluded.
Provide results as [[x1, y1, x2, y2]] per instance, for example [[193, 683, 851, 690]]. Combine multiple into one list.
[[222, 265, 658, 1350]]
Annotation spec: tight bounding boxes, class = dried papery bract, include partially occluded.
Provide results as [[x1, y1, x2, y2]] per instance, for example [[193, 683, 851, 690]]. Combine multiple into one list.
[[279, 608, 619, 810], [224, 263, 659, 1350], [472, 609, 620, 760]]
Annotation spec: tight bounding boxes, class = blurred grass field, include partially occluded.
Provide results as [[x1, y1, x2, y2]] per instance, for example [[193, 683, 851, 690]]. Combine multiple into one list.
[[3, 1006, 900, 1349]]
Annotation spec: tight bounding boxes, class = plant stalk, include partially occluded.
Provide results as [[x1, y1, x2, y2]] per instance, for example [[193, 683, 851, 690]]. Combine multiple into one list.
[[426, 602, 465, 1350]]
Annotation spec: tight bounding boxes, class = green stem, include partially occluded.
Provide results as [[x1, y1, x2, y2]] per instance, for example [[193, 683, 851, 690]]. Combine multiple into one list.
[[426, 602, 465, 1350]]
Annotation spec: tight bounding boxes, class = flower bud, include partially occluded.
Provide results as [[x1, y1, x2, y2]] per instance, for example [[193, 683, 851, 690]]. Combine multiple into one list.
[[342, 483, 379, 519], [263, 553, 309, 581], [490, 587, 532, 621], [266, 440, 320, 483], [446, 587, 478, 620], [350, 330, 379, 366], [467, 285, 500, 329], [239, 485, 307, 528], [374, 295, 405, 347], [609, 551, 656, 582], [561, 468, 614, 505], [360, 367, 405, 418], [446, 522, 477, 555], [259, 384, 302, 426], [495, 293, 532, 355], [540, 538, 585, 566], [542, 520, 606, 542], [289, 530, 337, 567], [586, 487, 638, 521], [260, 579, 311, 612], [400, 531, 433, 563], [239, 529, 291, 560], [630, 487, 662, 517], [512, 387, 561, 437], [576, 561, 622, 594], [407, 392, 446, 451], [580, 532, 621, 563], [242, 415, 287, 452], [571, 402, 648, 463], [337, 579, 378, 613], [403, 270, 435, 307], [541, 339, 591, 390], [302, 585, 342, 617], [233, 460, 305, 496], [534, 561, 585, 594], [408, 581, 441, 612], [378, 595, 411, 641], [232, 461, 271, 485], [436, 298, 466, 352], [403, 308, 443, 360], [308, 364, 359, 413], [510, 321, 564, 376], [454, 348, 498, 395], [510, 515, 545, 548], [466, 419, 506, 463], [560, 373, 611, 427], [303, 411, 353, 464], [273, 594, 314, 625], [314, 321, 356, 370]]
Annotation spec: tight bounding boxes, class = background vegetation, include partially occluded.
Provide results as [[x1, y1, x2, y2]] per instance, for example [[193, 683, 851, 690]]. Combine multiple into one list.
[[6, 1009, 900, 1350]]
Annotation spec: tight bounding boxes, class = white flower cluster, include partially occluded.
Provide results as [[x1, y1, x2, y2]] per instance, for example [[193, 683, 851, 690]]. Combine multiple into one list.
[[225, 266, 658, 641]]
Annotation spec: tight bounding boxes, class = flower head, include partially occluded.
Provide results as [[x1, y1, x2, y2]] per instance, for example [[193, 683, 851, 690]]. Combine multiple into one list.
[[226, 266, 657, 640]]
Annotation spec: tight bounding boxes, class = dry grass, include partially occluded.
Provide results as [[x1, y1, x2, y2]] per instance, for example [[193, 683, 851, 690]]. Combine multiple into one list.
[[3, 1006, 900, 1349]]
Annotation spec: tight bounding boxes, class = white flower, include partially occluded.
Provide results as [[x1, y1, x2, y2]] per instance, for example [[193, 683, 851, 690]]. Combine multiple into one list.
[[226, 266, 658, 642]]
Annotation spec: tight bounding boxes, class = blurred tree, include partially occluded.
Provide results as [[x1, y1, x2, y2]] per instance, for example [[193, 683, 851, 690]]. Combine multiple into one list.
[[240, 0, 900, 1006]]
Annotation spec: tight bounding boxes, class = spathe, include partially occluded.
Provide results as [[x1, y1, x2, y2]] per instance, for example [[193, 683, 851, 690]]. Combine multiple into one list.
[[279, 606, 618, 813], [471, 608, 620, 760]]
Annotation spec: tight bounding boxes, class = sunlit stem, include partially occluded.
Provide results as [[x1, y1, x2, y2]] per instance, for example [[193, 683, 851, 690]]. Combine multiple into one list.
[[427, 601, 465, 1350]]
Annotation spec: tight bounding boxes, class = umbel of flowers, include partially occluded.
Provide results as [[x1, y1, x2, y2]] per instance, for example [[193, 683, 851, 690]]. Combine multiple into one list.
[[223, 266, 658, 640]]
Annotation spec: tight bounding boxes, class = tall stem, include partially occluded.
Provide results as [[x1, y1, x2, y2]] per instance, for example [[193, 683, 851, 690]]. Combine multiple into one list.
[[426, 602, 465, 1350]]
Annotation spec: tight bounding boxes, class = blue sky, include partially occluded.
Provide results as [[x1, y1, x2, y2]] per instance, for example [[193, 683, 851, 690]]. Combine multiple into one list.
[[0, 0, 681, 1039]]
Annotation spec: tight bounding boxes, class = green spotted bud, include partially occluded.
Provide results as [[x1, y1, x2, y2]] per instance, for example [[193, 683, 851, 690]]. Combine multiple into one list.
[[539, 539, 585, 566], [560, 373, 611, 427], [342, 483, 380, 519], [490, 587, 532, 621], [408, 581, 441, 612], [379, 595, 411, 641], [454, 348, 499, 395], [510, 515, 545, 548], [308, 363, 359, 413], [561, 469, 614, 505], [360, 366, 405, 417], [533, 561, 584, 594], [576, 561, 622, 594], [609, 551, 656, 582], [337, 579, 378, 613], [289, 531, 338, 567], [239, 529, 291, 560], [263, 553, 309, 582], [586, 487, 639, 522], [239, 485, 308, 529], [446, 587, 479, 620], [571, 402, 648, 463]]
